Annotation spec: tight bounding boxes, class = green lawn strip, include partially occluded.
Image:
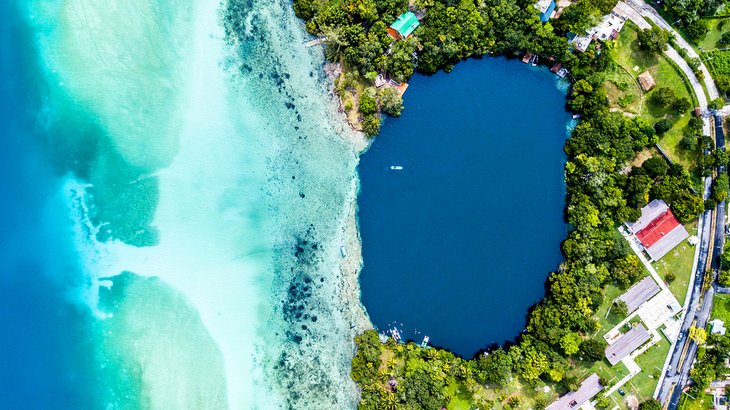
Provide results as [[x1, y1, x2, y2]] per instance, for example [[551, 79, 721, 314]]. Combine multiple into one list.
[[656, 115, 695, 171], [654, 220, 699, 302], [697, 18, 730, 52], [632, 337, 671, 400], [711, 294, 730, 323], [678, 392, 714, 410]]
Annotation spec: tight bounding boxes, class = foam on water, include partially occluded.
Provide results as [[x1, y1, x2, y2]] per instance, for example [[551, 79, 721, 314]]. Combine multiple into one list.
[[25, 0, 369, 407]]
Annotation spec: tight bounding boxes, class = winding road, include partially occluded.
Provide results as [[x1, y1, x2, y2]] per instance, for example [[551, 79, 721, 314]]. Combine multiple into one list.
[[615, 1, 726, 408]]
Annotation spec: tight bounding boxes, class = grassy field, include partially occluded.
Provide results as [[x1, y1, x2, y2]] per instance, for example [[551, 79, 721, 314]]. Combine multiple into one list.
[[712, 294, 730, 323], [605, 65, 643, 114], [613, 22, 698, 170], [657, 115, 697, 171], [696, 18, 730, 51], [633, 337, 671, 399], [678, 392, 714, 410], [654, 220, 699, 303]]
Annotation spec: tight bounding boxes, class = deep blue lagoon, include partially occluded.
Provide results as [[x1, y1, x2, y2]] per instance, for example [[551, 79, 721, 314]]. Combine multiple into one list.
[[358, 58, 571, 357]]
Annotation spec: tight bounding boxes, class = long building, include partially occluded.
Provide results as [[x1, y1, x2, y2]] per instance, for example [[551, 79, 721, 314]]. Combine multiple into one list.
[[605, 324, 651, 366], [626, 199, 689, 261], [546, 373, 603, 410], [618, 276, 660, 313]]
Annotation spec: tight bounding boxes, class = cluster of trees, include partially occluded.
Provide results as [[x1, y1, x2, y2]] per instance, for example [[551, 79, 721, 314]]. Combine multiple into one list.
[[649, 86, 692, 114], [554, 0, 617, 34], [688, 333, 730, 393], [637, 27, 671, 55], [661, 0, 725, 41], [293, 0, 572, 134], [720, 243, 730, 286]]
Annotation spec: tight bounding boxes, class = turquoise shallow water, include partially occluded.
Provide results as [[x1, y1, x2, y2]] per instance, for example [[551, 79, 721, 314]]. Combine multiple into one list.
[[358, 58, 570, 357], [8, 0, 365, 408], [0, 2, 106, 407]]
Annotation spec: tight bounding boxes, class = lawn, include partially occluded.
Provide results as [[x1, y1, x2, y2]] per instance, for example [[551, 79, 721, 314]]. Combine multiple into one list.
[[678, 393, 714, 410], [592, 283, 636, 339], [654, 220, 699, 303], [657, 115, 697, 171], [633, 337, 671, 399], [696, 18, 730, 51], [711, 294, 730, 323], [613, 22, 699, 170], [615, 22, 695, 107]]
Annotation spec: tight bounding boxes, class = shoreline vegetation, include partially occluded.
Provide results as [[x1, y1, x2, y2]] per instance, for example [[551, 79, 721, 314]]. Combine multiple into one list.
[[291, 0, 717, 409]]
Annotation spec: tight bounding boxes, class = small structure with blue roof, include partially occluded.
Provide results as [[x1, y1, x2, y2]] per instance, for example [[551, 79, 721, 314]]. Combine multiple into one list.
[[534, 0, 556, 22], [387, 12, 420, 40]]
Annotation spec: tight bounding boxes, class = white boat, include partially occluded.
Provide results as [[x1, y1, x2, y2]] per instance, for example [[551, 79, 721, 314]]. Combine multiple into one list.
[[390, 165, 403, 170], [532, 55, 538, 66], [421, 335, 430, 347]]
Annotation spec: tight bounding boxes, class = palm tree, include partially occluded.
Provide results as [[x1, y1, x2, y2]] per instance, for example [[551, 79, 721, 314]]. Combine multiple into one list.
[[322, 26, 347, 62]]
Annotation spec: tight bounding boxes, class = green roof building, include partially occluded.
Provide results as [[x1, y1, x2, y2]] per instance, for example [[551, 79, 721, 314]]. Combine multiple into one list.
[[387, 12, 420, 40]]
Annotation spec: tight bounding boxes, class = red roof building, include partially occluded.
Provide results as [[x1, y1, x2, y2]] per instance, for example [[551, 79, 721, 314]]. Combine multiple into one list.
[[626, 200, 689, 261]]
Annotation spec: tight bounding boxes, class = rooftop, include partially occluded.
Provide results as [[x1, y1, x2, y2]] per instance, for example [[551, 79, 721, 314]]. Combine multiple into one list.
[[626, 199, 668, 234], [534, 0, 554, 13], [605, 324, 651, 365], [635, 209, 682, 248], [618, 276, 660, 313], [546, 374, 603, 410], [638, 71, 656, 91], [389, 12, 420, 39], [712, 319, 727, 335]]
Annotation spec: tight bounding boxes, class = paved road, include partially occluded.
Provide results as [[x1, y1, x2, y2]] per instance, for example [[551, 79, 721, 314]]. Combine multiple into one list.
[[657, 205, 712, 404], [662, 116, 727, 409]]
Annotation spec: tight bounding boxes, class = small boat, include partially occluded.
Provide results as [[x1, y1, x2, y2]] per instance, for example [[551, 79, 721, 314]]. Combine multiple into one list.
[[390, 165, 403, 170], [532, 55, 538, 66], [390, 328, 401, 341], [340, 244, 347, 258], [421, 335, 430, 348]]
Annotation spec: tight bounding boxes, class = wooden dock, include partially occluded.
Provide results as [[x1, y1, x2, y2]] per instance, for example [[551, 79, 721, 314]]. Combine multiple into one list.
[[304, 37, 326, 47]]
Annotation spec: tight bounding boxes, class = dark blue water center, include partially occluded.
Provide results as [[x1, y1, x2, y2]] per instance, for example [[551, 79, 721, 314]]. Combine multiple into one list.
[[358, 58, 570, 357]]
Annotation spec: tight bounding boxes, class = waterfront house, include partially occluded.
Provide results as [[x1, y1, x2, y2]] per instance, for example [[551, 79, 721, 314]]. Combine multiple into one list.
[[534, 0, 556, 22], [387, 12, 420, 40]]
